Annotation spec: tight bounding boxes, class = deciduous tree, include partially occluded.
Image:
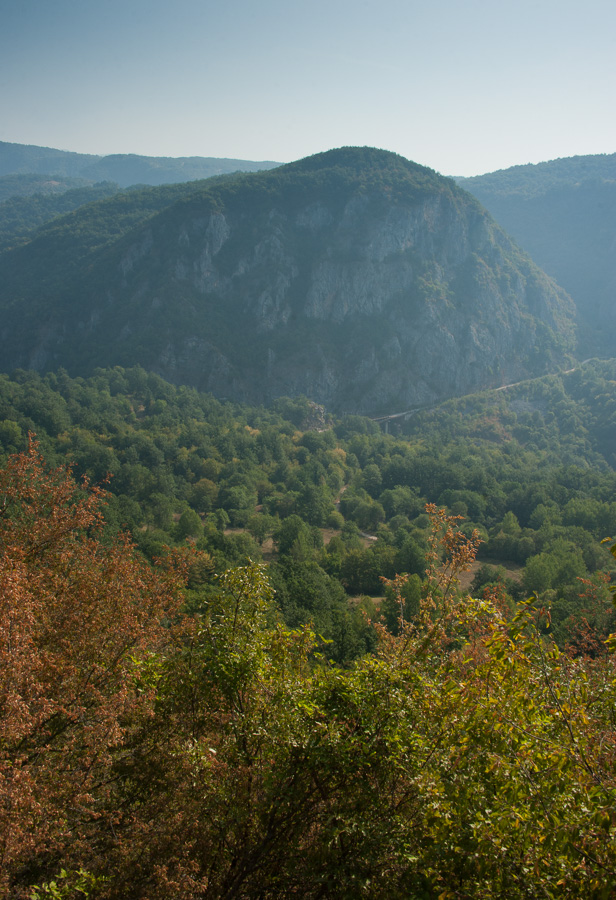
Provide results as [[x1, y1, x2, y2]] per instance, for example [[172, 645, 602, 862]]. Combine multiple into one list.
[[0, 441, 187, 896]]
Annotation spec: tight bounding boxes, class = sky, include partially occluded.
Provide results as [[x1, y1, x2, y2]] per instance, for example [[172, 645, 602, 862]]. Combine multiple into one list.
[[1, 0, 615, 177]]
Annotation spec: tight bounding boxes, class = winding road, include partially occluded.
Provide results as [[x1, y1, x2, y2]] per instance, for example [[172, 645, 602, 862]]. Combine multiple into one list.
[[370, 358, 605, 427]]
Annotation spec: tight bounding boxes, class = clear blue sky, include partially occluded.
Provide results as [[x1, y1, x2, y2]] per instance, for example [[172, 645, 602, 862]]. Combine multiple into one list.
[[1, 0, 614, 176]]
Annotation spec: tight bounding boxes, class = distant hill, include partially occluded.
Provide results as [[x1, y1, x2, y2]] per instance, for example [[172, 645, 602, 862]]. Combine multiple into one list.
[[0, 143, 99, 179], [0, 181, 121, 252], [458, 153, 616, 199], [77, 153, 282, 187], [0, 144, 281, 254], [457, 154, 616, 355], [0, 146, 574, 414], [0, 173, 95, 203], [0, 141, 281, 187]]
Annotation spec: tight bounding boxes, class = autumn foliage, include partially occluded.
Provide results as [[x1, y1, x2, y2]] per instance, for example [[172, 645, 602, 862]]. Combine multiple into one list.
[[0, 441, 186, 895]]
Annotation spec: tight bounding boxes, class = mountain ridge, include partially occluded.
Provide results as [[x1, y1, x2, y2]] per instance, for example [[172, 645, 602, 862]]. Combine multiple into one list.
[[457, 153, 616, 355], [0, 140, 281, 187], [0, 146, 575, 414]]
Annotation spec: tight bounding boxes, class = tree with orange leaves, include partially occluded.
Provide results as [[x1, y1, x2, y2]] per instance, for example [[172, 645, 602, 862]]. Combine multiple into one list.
[[0, 440, 187, 897]]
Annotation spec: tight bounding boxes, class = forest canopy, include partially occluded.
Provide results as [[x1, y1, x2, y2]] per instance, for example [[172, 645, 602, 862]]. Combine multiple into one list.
[[1, 361, 615, 654], [1, 440, 616, 898]]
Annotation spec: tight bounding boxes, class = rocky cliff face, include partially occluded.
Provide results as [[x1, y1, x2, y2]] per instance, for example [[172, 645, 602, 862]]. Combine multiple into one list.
[[458, 156, 616, 358], [0, 148, 575, 414]]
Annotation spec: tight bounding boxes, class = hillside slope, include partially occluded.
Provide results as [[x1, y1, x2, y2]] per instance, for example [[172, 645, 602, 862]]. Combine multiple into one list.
[[458, 153, 616, 355], [0, 181, 120, 252], [0, 147, 575, 414]]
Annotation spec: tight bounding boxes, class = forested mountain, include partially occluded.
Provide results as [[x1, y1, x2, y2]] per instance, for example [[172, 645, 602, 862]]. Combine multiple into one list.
[[459, 153, 616, 200], [0, 140, 280, 186], [0, 173, 96, 203], [0, 181, 120, 252], [458, 153, 616, 355], [0, 147, 574, 414]]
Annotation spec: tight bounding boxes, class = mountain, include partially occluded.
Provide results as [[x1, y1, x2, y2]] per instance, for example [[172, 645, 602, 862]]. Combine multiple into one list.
[[0, 141, 281, 187], [0, 142, 283, 252], [457, 154, 616, 355], [0, 143, 98, 179], [77, 154, 281, 187], [0, 173, 96, 203], [0, 181, 121, 252], [0, 147, 575, 414]]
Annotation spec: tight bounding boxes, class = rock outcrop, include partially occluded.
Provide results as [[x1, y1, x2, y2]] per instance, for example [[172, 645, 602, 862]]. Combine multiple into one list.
[[457, 154, 616, 358], [0, 147, 575, 414]]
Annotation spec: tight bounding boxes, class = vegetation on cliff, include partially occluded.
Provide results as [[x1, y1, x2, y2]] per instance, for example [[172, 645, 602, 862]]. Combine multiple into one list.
[[0, 148, 574, 413], [459, 153, 616, 356]]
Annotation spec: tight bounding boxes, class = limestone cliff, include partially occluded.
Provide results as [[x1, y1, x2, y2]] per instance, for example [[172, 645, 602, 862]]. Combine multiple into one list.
[[0, 147, 574, 414]]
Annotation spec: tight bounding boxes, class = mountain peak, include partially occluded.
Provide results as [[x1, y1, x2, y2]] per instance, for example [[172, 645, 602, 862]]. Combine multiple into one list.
[[0, 147, 574, 413], [279, 146, 443, 186]]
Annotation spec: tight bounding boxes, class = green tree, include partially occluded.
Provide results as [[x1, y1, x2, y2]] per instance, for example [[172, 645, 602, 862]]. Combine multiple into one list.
[[177, 507, 202, 540]]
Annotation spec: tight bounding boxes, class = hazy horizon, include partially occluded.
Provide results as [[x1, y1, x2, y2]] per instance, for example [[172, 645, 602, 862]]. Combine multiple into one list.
[[2, 0, 615, 178]]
